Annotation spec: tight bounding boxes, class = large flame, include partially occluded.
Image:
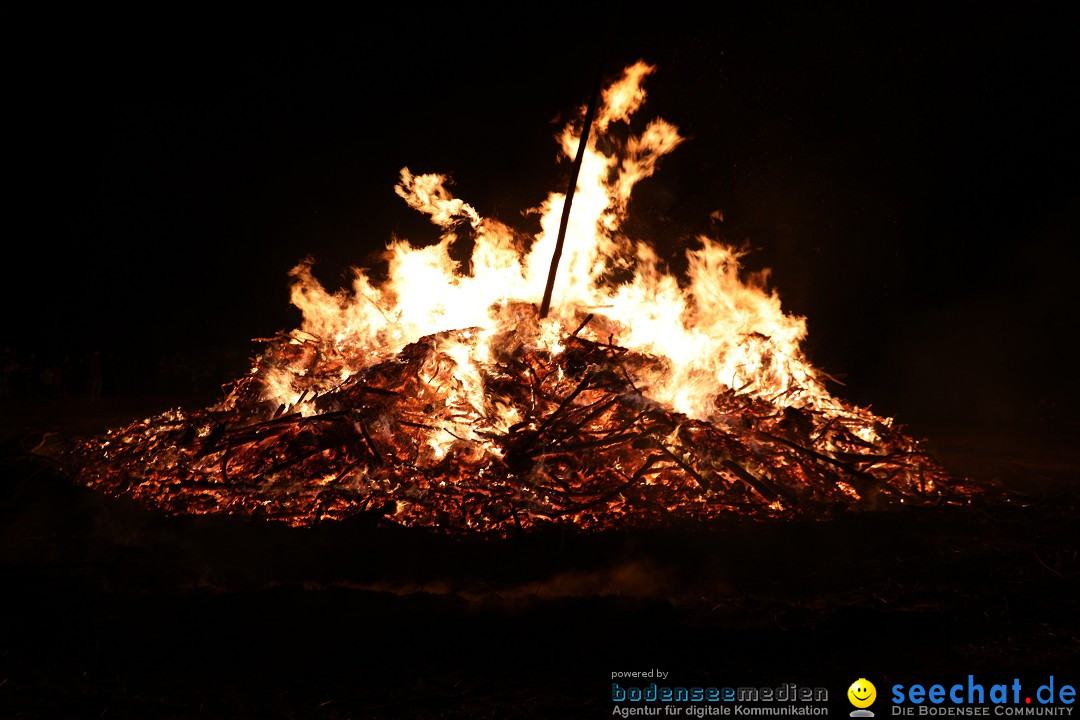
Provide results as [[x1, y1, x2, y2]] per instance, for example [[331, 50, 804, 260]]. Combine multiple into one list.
[[72, 60, 973, 532], [271, 61, 842, 439]]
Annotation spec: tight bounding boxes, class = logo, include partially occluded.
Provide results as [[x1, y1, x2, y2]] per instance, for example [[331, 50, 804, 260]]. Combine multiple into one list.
[[890, 676, 1076, 715], [849, 678, 878, 717]]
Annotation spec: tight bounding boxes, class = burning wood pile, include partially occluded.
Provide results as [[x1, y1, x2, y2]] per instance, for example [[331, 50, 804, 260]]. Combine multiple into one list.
[[69, 62, 976, 534]]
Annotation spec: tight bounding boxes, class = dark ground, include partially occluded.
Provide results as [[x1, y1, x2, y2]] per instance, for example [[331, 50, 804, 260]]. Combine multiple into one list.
[[1, 396, 1077, 718]]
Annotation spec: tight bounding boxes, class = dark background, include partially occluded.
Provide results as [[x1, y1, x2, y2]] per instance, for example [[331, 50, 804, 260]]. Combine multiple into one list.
[[6, 5, 1079, 434]]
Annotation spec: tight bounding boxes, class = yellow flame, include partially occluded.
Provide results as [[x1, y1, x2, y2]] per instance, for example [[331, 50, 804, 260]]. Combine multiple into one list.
[[264, 61, 859, 439]]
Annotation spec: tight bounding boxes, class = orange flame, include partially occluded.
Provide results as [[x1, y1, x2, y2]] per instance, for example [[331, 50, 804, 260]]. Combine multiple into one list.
[[71, 60, 976, 532], [264, 61, 877, 454]]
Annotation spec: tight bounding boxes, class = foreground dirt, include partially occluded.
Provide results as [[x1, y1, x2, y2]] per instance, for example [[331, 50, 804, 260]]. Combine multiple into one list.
[[1, 399, 1077, 718]]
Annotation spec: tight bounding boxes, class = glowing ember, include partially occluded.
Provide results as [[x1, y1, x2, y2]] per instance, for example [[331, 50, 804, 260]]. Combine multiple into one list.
[[70, 62, 976, 532]]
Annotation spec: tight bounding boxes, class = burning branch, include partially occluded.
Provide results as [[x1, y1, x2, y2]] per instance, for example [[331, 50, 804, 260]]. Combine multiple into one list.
[[539, 81, 601, 319], [69, 319, 975, 534]]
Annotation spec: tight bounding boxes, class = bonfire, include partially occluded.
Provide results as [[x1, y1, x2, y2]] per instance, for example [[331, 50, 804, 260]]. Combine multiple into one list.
[[69, 62, 977, 533]]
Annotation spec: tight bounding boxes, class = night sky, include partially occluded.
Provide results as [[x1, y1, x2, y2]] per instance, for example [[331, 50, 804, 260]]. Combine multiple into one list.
[[8, 6, 1078, 434]]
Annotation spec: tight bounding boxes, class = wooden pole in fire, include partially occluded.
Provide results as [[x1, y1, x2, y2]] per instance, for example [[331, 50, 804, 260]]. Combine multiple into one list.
[[538, 83, 603, 319]]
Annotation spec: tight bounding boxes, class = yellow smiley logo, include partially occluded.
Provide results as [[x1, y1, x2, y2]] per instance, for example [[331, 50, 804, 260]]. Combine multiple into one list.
[[848, 679, 877, 708]]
